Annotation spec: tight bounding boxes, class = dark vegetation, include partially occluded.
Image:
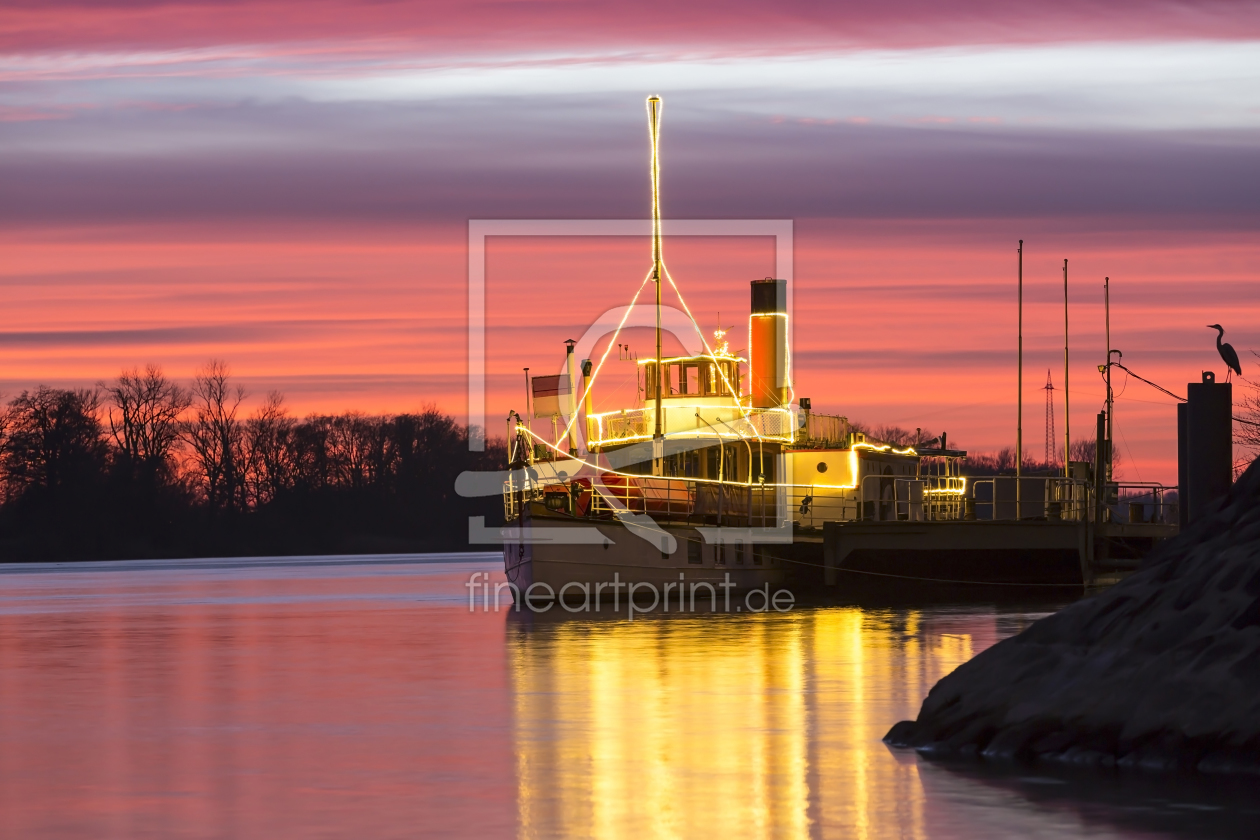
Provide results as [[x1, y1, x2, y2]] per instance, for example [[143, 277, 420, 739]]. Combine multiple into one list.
[[0, 362, 504, 561], [963, 439, 1115, 477], [1235, 365, 1260, 477]]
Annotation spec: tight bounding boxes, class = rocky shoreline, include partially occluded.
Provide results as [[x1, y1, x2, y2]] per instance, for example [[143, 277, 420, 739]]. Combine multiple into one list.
[[886, 459, 1260, 775]]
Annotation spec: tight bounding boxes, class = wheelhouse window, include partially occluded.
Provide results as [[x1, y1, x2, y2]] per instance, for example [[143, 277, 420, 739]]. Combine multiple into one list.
[[644, 364, 667, 400], [684, 364, 701, 395], [644, 357, 741, 399], [710, 361, 738, 396]]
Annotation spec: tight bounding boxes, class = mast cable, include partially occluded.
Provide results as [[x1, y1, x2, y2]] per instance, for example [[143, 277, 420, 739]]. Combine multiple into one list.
[[1106, 362, 1185, 402], [549, 269, 653, 451]]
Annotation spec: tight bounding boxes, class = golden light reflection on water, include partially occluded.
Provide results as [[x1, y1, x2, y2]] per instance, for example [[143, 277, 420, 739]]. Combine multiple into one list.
[[508, 608, 983, 840]]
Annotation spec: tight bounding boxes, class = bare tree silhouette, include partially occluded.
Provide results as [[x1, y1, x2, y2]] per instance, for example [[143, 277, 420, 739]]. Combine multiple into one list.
[[102, 365, 191, 479], [184, 360, 248, 512], [242, 391, 295, 508]]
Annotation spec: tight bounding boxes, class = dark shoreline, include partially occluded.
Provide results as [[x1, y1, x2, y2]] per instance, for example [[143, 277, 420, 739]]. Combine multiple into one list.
[[885, 458, 1260, 777], [0, 551, 499, 574]]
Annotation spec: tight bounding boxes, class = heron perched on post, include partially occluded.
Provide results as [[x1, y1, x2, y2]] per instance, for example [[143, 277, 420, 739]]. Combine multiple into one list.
[[1208, 324, 1242, 381]]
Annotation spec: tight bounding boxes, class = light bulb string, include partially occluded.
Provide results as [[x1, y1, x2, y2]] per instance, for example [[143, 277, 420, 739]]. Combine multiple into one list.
[[550, 268, 653, 448], [659, 263, 766, 442], [514, 422, 868, 491]]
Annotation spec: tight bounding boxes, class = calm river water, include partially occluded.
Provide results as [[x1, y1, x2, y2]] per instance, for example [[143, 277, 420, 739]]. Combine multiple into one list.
[[0, 554, 1253, 839]]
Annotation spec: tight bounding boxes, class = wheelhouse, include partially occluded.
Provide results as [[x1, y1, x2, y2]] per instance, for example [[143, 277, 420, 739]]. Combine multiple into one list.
[[642, 355, 743, 401]]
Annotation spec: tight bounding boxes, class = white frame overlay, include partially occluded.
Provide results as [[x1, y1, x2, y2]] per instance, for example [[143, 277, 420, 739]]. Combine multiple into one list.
[[465, 219, 794, 545]]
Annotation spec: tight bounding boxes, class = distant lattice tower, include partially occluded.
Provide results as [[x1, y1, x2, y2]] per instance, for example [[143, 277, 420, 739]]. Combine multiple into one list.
[[1044, 369, 1056, 468]]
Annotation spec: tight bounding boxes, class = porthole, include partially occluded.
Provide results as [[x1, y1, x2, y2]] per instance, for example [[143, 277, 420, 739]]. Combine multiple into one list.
[[817, 462, 828, 473]]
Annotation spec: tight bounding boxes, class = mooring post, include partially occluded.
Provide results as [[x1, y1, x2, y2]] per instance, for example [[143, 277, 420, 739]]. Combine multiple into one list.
[[1181, 371, 1233, 524]]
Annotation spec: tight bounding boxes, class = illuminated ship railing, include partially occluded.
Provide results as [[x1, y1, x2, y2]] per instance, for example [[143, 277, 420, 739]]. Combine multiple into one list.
[[588, 408, 652, 445], [503, 475, 543, 521], [504, 471, 1106, 526], [732, 408, 795, 441], [799, 412, 848, 445], [588, 477, 783, 527], [788, 475, 967, 526], [586, 406, 797, 448]]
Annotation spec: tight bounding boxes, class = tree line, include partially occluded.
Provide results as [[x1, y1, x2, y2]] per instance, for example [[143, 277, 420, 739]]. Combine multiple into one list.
[[0, 362, 504, 561]]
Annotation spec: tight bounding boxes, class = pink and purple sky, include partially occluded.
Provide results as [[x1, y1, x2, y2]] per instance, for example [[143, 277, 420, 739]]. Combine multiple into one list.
[[3, 0, 1259, 481]]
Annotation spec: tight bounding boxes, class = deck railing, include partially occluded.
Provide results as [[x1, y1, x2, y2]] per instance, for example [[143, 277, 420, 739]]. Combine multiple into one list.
[[501, 467, 1179, 531], [507, 471, 1109, 526], [970, 476, 1093, 521], [799, 412, 848, 445], [503, 473, 546, 521], [1109, 482, 1178, 524], [587, 477, 784, 527], [589, 409, 652, 445], [587, 405, 797, 447]]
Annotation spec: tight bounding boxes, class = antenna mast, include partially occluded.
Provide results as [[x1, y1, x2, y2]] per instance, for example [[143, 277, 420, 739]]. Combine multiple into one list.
[[1105, 276, 1113, 483], [1016, 240, 1023, 511], [1063, 258, 1070, 478], [647, 95, 664, 474], [1044, 370, 1056, 468]]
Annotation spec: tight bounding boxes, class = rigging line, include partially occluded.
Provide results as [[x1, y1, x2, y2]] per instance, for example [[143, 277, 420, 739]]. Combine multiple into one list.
[[1116, 424, 1143, 483], [554, 268, 654, 448], [660, 263, 738, 396], [1096, 369, 1114, 412], [1110, 362, 1184, 402], [1117, 394, 1185, 407], [659, 263, 766, 440], [593, 365, 641, 416]]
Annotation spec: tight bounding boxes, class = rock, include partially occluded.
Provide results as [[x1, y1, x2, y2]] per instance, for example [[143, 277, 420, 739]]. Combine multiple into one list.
[[885, 458, 1260, 775]]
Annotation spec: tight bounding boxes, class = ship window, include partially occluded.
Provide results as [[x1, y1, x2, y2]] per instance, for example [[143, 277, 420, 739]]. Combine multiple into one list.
[[817, 462, 829, 474], [681, 364, 700, 395], [709, 362, 732, 396], [688, 540, 702, 564], [651, 358, 741, 397], [668, 363, 684, 395], [646, 363, 679, 399]]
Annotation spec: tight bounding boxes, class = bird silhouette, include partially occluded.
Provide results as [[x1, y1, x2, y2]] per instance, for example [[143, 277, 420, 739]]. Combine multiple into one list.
[[1208, 324, 1242, 381]]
